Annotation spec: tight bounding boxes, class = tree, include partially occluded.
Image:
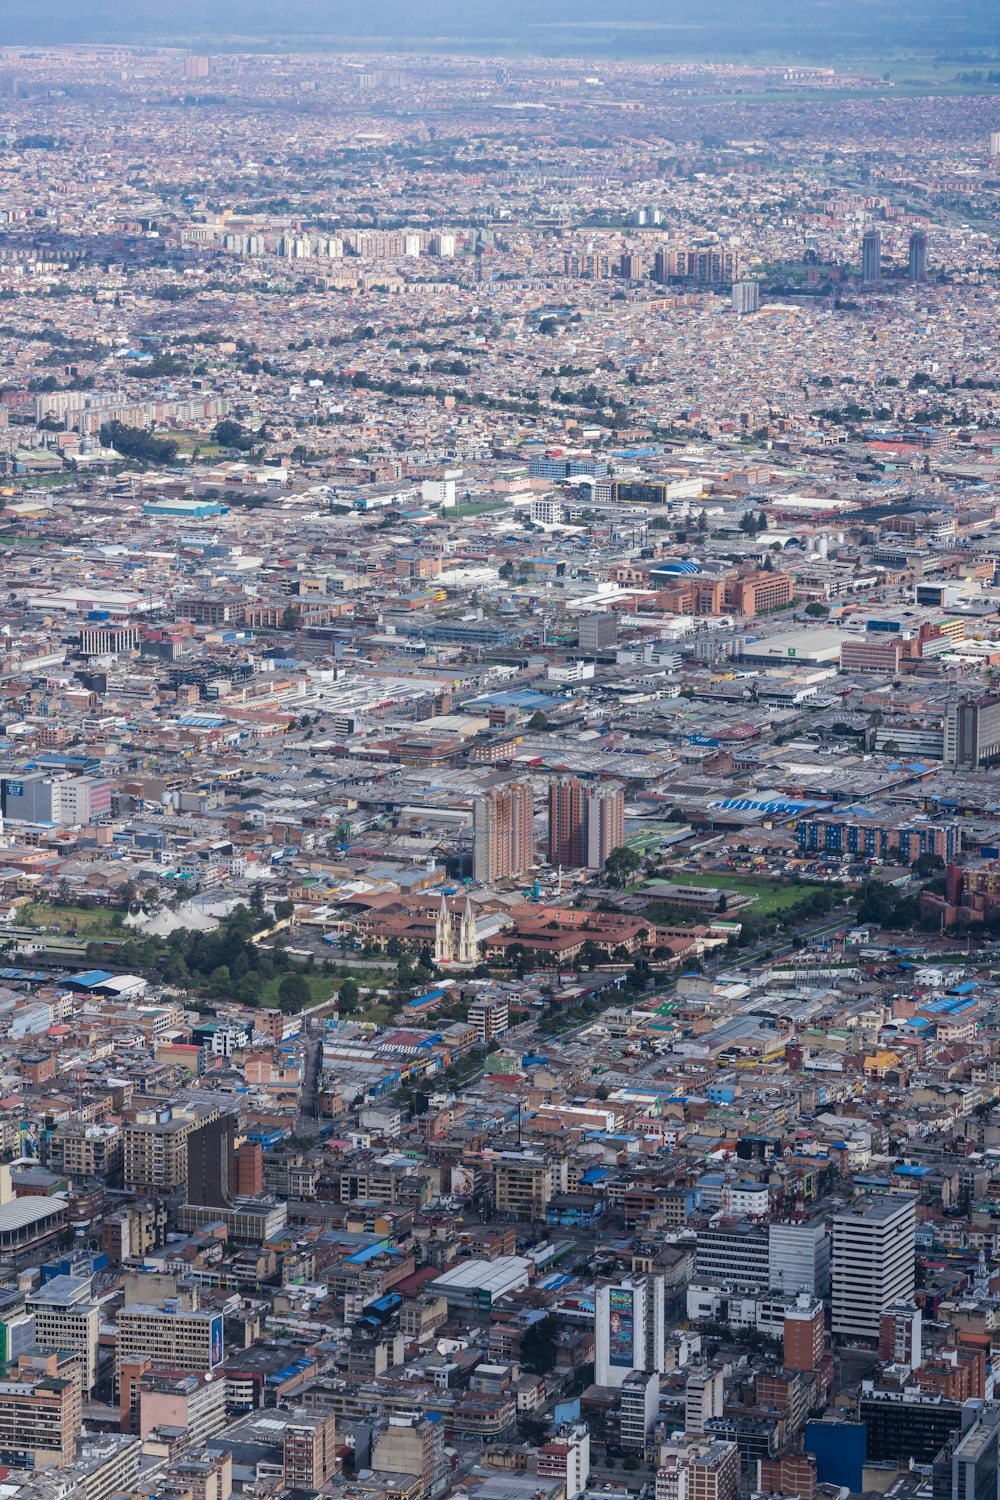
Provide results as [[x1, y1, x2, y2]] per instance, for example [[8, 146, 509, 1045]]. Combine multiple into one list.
[[278, 973, 311, 1012], [273, 899, 295, 922], [338, 978, 360, 1012], [99, 420, 179, 466], [520, 1314, 558, 1374], [717, 892, 728, 913], [527, 710, 549, 731], [281, 605, 301, 630], [882, 739, 900, 754], [804, 601, 829, 617], [604, 846, 641, 888], [208, 964, 232, 996], [212, 418, 255, 451]]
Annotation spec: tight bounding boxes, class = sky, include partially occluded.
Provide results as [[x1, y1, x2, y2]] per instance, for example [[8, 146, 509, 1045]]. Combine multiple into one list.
[[6, 0, 1000, 54]]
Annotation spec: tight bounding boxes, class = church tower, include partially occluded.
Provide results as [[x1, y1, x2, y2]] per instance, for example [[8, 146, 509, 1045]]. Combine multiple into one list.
[[434, 894, 454, 964], [458, 897, 478, 966]]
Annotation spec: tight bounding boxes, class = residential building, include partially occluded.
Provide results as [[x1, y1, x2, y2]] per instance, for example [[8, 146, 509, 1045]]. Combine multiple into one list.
[[783, 1296, 824, 1373], [283, 1408, 337, 1491], [0, 1361, 82, 1468], [473, 781, 534, 882], [537, 1425, 590, 1498]]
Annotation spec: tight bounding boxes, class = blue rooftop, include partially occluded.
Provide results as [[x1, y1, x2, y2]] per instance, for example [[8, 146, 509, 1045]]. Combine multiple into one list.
[[343, 1242, 398, 1265]]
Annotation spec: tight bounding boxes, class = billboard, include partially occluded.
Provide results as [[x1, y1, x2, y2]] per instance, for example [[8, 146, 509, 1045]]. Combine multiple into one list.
[[210, 1314, 224, 1368], [608, 1287, 635, 1368]]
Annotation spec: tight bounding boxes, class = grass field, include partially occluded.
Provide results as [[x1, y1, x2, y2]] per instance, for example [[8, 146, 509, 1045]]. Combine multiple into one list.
[[449, 500, 506, 517], [644, 872, 830, 917], [17, 901, 123, 937], [159, 432, 226, 459]]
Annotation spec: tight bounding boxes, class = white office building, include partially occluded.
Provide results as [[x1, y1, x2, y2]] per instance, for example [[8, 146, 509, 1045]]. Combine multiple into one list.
[[832, 1195, 915, 1339]]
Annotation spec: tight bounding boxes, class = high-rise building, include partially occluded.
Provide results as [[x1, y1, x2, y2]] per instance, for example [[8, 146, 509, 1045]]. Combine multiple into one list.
[[25, 1276, 100, 1392], [492, 1151, 567, 1219], [688, 1440, 740, 1500], [283, 1409, 337, 1490], [0, 1359, 82, 1468], [235, 1140, 263, 1197], [132, 1369, 228, 1445], [595, 1276, 665, 1387], [537, 1425, 590, 1498], [578, 614, 618, 652], [184, 55, 210, 80], [879, 1301, 922, 1368], [620, 1369, 659, 1452], [657, 1441, 740, 1500], [731, 280, 760, 315], [944, 694, 1000, 768], [768, 1221, 831, 1297], [695, 1222, 770, 1292], [684, 1368, 725, 1436], [908, 230, 928, 283], [123, 1111, 217, 1193], [585, 783, 626, 871], [116, 1276, 223, 1381], [373, 1415, 445, 1493], [831, 1195, 915, 1339], [861, 228, 882, 284], [473, 781, 534, 883], [548, 777, 585, 868], [186, 1115, 236, 1210], [783, 1295, 825, 1373], [619, 253, 643, 281], [932, 1402, 1000, 1500], [990, 131, 1000, 158], [547, 778, 625, 871], [467, 994, 509, 1044]]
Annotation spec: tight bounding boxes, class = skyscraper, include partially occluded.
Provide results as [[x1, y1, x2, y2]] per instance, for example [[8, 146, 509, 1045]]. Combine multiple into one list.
[[831, 1195, 915, 1339], [473, 781, 534, 883], [908, 230, 928, 283], [990, 131, 1000, 159], [861, 228, 881, 284]]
